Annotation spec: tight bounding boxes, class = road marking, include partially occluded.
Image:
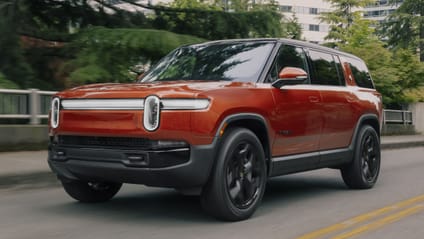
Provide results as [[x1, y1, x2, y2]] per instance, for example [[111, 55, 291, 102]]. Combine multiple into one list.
[[330, 204, 424, 239], [296, 194, 424, 239]]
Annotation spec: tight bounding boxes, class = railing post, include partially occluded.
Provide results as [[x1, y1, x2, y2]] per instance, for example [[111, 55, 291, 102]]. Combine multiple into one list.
[[403, 111, 407, 125], [29, 89, 40, 125]]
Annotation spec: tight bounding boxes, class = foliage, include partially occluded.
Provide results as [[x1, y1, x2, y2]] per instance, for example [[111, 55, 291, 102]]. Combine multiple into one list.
[[0, 15, 34, 89], [342, 34, 424, 106], [153, 9, 284, 40], [282, 13, 302, 40], [381, 0, 424, 61], [320, 0, 375, 42], [0, 72, 19, 89], [62, 27, 205, 87]]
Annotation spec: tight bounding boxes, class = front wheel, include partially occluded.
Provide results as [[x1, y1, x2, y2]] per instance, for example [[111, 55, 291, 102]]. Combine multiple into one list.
[[341, 125, 381, 189], [61, 180, 122, 203], [201, 128, 267, 221]]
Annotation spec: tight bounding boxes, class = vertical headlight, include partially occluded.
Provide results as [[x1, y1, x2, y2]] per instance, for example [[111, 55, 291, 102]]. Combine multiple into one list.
[[51, 97, 60, 129], [143, 95, 160, 131]]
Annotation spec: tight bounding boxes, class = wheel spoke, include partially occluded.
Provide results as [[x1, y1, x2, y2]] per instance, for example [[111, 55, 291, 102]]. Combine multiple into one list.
[[226, 140, 264, 209], [229, 180, 241, 199]]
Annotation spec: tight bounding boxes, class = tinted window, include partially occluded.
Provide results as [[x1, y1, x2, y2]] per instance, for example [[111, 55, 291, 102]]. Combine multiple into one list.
[[141, 42, 275, 83], [267, 45, 308, 83], [348, 58, 374, 89], [309, 50, 342, 86]]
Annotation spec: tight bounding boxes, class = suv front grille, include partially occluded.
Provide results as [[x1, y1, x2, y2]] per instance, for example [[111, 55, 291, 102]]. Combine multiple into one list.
[[58, 135, 154, 149]]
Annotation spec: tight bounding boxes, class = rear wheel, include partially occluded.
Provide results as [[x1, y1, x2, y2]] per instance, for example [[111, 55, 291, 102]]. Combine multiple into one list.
[[201, 128, 267, 221], [61, 180, 122, 203], [341, 125, 380, 189]]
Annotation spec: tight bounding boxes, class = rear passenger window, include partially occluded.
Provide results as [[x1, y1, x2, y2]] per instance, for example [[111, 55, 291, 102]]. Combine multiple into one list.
[[309, 50, 342, 86], [348, 58, 374, 89]]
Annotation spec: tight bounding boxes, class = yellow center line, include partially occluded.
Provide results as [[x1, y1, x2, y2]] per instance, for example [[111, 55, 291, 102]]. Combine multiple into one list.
[[296, 194, 424, 239], [330, 204, 424, 239]]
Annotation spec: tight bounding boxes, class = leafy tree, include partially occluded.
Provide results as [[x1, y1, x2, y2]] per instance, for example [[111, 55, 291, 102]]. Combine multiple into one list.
[[342, 24, 424, 106], [282, 12, 302, 40], [62, 27, 205, 87], [0, 72, 19, 89], [320, 0, 375, 42], [382, 0, 424, 61], [0, 1, 34, 88]]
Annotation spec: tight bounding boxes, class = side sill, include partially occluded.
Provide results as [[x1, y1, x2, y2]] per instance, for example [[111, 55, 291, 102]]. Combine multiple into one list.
[[269, 147, 352, 177]]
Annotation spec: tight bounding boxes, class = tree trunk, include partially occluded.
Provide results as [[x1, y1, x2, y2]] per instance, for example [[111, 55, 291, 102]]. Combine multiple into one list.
[[420, 20, 424, 62]]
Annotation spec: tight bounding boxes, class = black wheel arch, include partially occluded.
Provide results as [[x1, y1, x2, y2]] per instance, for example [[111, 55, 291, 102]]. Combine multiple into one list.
[[350, 114, 381, 149], [215, 113, 273, 175]]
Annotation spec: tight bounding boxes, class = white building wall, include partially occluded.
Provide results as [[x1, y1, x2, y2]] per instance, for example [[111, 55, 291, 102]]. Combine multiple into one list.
[[363, 0, 402, 23], [277, 0, 332, 43]]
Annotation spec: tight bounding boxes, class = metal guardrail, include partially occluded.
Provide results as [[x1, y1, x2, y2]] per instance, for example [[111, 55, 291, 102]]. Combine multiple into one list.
[[383, 109, 413, 125], [0, 88, 415, 125], [0, 89, 56, 124]]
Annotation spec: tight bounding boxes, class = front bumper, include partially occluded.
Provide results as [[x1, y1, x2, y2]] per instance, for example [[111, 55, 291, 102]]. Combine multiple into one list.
[[48, 142, 217, 188]]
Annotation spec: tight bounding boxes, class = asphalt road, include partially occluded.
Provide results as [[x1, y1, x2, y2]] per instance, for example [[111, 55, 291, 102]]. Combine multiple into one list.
[[1, 147, 423, 239]]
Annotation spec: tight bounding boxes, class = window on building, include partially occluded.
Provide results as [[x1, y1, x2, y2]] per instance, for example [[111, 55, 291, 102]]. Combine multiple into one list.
[[309, 51, 342, 86], [280, 5, 292, 12], [309, 8, 318, 15], [309, 24, 320, 31]]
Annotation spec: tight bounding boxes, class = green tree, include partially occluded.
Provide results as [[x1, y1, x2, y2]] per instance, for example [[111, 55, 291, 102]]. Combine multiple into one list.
[[320, 0, 375, 42], [382, 0, 424, 61], [62, 27, 205, 87], [0, 72, 19, 89], [0, 0, 34, 88], [342, 21, 424, 107], [282, 12, 302, 40]]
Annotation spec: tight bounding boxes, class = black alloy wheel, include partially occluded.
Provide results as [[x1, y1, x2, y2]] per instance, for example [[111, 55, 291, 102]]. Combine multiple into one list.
[[341, 125, 381, 189], [360, 132, 379, 183], [226, 142, 262, 209], [201, 127, 267, 221]]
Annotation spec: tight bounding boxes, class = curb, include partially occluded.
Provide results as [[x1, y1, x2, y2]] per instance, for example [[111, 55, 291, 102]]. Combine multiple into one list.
[[0, 142, 423, 190], [380, 141, 424, 150]]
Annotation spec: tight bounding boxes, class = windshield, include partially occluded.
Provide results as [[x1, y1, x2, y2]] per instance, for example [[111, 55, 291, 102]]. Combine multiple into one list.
[[140, 41, 275, 83]]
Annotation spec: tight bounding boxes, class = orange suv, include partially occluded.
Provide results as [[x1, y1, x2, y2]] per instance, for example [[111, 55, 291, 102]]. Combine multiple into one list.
[[48, 39, 383, 221]]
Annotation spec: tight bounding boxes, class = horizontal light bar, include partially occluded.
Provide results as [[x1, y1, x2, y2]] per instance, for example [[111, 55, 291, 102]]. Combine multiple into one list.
[[61, 99, 144, 110], [161, 99, 210, 110], [60, 98, 210, 110]]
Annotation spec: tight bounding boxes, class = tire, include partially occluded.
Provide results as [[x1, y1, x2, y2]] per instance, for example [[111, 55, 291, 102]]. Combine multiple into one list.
[[201, 128, 267, 221], [341, 125, 381, 189], [61, 180, 122, 203]]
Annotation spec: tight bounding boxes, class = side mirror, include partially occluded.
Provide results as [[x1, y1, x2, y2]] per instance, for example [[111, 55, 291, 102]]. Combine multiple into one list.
[[272, 67, 308, 88]]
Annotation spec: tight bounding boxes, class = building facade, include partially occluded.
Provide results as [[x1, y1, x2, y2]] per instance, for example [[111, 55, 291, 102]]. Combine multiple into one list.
[[277, 0, 332, 44], [363, 0, 403, 24], [277, 0, 404, 43]]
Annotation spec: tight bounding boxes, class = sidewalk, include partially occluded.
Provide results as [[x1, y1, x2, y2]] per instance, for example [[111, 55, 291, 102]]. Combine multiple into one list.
[[0, 135, 423, 189]]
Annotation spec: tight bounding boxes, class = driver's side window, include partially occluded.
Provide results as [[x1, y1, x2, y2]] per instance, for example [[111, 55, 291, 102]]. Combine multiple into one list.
[[267, 45, 308, 83]]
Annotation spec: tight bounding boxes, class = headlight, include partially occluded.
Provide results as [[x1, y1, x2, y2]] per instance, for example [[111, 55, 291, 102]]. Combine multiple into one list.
[[143, 97, 210, 131], [143, 95, 161, 131], [51, 97, 60, 128]]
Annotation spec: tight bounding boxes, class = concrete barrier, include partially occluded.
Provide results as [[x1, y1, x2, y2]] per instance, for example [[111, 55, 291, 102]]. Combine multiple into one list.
[[0, 125, 48, 151]]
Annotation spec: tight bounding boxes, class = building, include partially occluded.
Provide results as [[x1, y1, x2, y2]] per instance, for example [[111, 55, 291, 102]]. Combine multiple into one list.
[[363, 0, 403, 24], [277, 0, 332, 44], [278, 0, 404, 43]]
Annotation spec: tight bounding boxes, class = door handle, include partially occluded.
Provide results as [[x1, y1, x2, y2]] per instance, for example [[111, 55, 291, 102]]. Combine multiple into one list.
[[308, 96, 320, 103]]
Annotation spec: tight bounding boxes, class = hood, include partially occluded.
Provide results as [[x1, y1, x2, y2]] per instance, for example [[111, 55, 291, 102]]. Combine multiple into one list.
[[56, 81, 255, 99]]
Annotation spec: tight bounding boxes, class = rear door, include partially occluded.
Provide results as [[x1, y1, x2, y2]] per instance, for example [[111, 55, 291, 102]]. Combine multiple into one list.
[[307, 50, 357, 152]]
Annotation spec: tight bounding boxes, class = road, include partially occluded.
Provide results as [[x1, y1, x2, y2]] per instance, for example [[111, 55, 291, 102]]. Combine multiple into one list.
[[0, 147, 423, 239]]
